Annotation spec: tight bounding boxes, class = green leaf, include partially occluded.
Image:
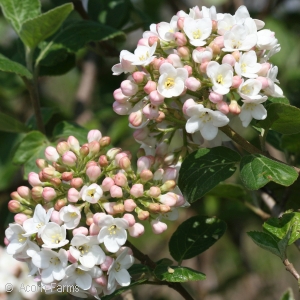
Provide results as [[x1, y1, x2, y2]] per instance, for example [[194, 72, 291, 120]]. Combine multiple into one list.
[[154, 265, 206, 282], [46, 20, 125, 53], [207, 183, 250, 201], [266, 130, 283, 151], [0, 0, 40, 32], [240, 154, 298, 190], [19, 3, 73, 49], [26, 107, 56, 130], [263, 212, 300, 245], [178, 147, 240, 203], [267, 96, 290, 105], [13, 131, 48, 165], [12, 131, 49, 179], [101, 280, 147, 300], [53, 121, 88, 145], [156, 258, 173, 267], [169, 216, 226, 263], [0, 53, 32, 78], [280, 288, 295, 300], [128, 264, 151, 279], [281, 133, 300, 153], [0, 112, 29, 133], [247, 231, 284, 259], [258, 103, 300, 134]]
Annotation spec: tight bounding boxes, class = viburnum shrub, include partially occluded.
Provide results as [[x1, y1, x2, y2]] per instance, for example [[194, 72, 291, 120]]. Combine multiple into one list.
[[2, 1, 300, 300]]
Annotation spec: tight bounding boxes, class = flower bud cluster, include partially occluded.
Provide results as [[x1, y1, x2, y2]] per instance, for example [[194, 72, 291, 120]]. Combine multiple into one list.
[[112, 5, 283, 163], [5, 129, 187, 298]]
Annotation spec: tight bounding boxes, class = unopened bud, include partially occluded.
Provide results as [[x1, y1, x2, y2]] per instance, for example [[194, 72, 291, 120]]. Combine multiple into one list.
[[114, 173, 127, 187], [80, 145, 89, 157], [101, 177, 115, 192], [130, 184, 144, 197], [122, 213, 135, 226], [62, 151, 77, 167], [62, 172, 73, 182], [14, 213, 28, 225], [36, 159, 48, 169], [8, 200, 23, 213], [132, 71, 145, 84], [149, 203, 160, 213], [67, 136, 80, 153], [73, 226, 88, 236], [113, 203, 125, 214], [54, 198, 67, 211], [160, 180, 176, 192], [177, 46, 190, 60], [56, 141, 70, 155], [128, 223, 145, 237], [107, 148, 122, 160], [45, 146, 60, 162], [137, 210, 149, 220], [28, 172, 43, 187], [228, 100, 241, 115], [70, 178, 83, 189], [17, 186, 31, 200], [87, 129, 102, 143], [140, 169, 153, 182], [99, 136, 111, 147], [119, 156, 131, 170], [42, 187, 57, 202], [98, 155, 109, 167], [31, 186, 44, 201], [148, 186, 161, 198], [50, 177, 62, 187], [86, 165, 101, 181], [68, 188, 80, 203], [124, 199, 137, 212], [160, 204, 171, 213], [88, 141, 100, 156], [151, 220, 167, 234], [50, 210, 63, 225], [110, 185, 123, 198]]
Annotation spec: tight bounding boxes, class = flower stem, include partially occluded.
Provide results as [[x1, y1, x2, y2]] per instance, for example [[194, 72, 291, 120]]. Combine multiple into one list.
[[125, 240, 195, 300]]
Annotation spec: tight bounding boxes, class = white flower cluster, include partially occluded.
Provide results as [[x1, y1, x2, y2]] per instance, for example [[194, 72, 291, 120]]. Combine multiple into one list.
[[5, 129, 187, 299], [112, 5, 283, 159]]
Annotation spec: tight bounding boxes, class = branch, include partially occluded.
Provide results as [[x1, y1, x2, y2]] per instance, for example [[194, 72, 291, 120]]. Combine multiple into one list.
[[283, 259, 300, 285], [125, 240, 195, 300]]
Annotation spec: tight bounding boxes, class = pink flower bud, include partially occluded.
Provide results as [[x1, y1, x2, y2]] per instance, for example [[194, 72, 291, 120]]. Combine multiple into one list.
[[148, 186, 161, 198], [124, 199, 137, 212], [4, 237, 9, 246], [101, 177, 115, 191], [110, 185, 123, 198], [121, 80, 139, 96], [103, 202, 117, 215], [100, 256, 114, 271], [115, 152, 128, 166], [200, 61, 209, 73], [130, 184, 144, 197], [174, 32, 187, 46], [148, 36, 158, 46], [113, 101, 131, 115], [209, 92, 223, 103], [216, 101, 229, 114], [67, 136, 80, 152], [68, 188, 80, 203], [14, 213, 28, 225], [119, 156, 131, 170], [149, 90, 164, 105], [28, 172, 43, 186], [86, 212, 94, 226], [160, 204, 171, 213], [42, 187, 57, 202], [95, 275, 108, 286], [113, 88, 129, 104], [151, 57, 164, 70], [163, 167, 177, 181], [50, 178, 62, 187], [56, 141, 70, 156], [132, 71, 145, 84], [73, 226, 88, 236], [168, 54, 183, 68], [88, 141, 100, 155], [208, 41, 220, 55], [50, 210, 63, 225], [36, 159, 48, 169], [182, 98, 196, 115], [8, 200, 22, 213], [67, 250, 77, 263], [185, 77, 201, 91], [107, 147, 122, 160], [144, 80, 157, 94], [184, 65, 193, 76], [62, 151, 77, 166], [214, 36, 224, 48], [232, 76, 243, 88], [159, 193, 177, 206], [177, 17, 185, 30], [257, 76, 269, 89], [70, 178, 83, 189], [137, 38, 148, 46], [137, 210, 149, 220], [87, 130, 102, 143], [45, 146, 60, 162], [175, 194, 186, 206], [123, 213, 135, 227], [222, 54, 236, 66], [32, 186, 43, 201], [160, 180, 176, 192], [17, 186, 31, 200], [128, 223, 145, 237], [113, 173, 127, 187], [137, 156, 152, 173], [89, 223, 100, 235], [257, 63, 271, 76], [10, 191, 22, 201], [151, 220, 167, 234], [100, 136, 110, 147], [80, 145, 89, 157], [212, 20, 218, 32], [54, 198, 67, 211], [129, 110, 143, 127], [86, 165, 101, 181], [140, 169, 153, 182], [177, 46, 190, 60], [231, 51, 240, 62], [228, 100, 241, 115], [61, 172, 72, 182], [143, 103, 159, 120], [98, 155, 108, 167]]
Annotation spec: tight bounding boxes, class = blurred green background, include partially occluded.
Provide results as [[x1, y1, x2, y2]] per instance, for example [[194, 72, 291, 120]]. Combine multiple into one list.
[[0, 0, 300, 299]]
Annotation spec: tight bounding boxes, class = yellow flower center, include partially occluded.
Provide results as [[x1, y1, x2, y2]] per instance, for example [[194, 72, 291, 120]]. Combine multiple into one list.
[[87, 189, 96, 197], [217, 74, 224, 85], [115, 262, 121, 272], [139, 51, 149, 61], [164, 78, 175, 89], [109, 225, 117, 235], [51, 233, 62, 244], [192, 29, 202, 39], [241, 85, 252, 95], [241, 63, 247, 73], [199, 112, 212, 123], [49, 257, 60, 265], [78, 244, 90, 255]]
